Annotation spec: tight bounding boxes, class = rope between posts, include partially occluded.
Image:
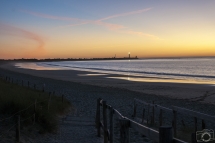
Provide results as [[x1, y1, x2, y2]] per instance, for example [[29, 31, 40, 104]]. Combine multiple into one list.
[[0, 98, 50, 123], [0, 102, 35, 122], [21, 114, 35, 122], [0, 124, 16, 138], [15, 103, 35, 114], [36, 98, 49, 104], [114, 104, 133, 109]]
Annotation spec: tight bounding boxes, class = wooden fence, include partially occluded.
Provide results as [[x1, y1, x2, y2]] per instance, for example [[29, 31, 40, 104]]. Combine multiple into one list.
[[133, 98, 215, 143], [95, 98, 187, 143]]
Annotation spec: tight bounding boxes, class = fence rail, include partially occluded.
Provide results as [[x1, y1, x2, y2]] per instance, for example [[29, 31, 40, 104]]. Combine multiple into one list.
[[95, 98, 187, 143], [173, 106, 215, 123], [128, 117, 159, 142], [133, 98, 215, 143]]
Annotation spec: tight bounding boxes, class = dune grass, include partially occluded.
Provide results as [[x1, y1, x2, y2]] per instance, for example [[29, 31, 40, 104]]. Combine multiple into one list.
[[0, 78, 71, 133]]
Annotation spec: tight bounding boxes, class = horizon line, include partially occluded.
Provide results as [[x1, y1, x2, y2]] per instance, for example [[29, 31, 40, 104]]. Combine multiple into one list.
[[1, 55, 215, 61]]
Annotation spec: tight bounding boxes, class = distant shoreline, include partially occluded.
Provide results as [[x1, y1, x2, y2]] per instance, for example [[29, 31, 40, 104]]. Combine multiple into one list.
[[0, 57, 138, 62], [2, 56, 215, 62]]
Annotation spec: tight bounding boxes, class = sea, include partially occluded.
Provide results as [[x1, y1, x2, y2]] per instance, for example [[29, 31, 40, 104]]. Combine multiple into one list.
[[15, 58, 215, 85]]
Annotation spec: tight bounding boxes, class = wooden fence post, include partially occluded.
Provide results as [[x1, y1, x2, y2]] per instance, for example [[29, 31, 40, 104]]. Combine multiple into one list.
[[152, 101, 155, 125], [141, 108, 145, 123], [159, 109, 163, 126], [16, 115, 20, 142], [147, 104, 150, 125], [191, 133, 197, 143], [48, 93, 51, 111], [62, 94, 64, 103], [103, 100, 108, 143], [119, 119, 130, 143], [181, 120, 185, 127], [34, 99, 37, 113], [109, 106, 114, 143], [194, 117, 197, 133], [33, 113, 36, 125], [132, 100, 136, 117], [42, 83, 45, 92], [173, 110, 177, 137], [150, 115, 153, 125], [159, 126, 173, 143], [96, 98, 101, 137], [202, 119, 205, 130]]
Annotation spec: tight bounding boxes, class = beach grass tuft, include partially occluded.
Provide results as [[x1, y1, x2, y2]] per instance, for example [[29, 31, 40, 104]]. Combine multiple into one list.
[[0, 78, 71, 133]]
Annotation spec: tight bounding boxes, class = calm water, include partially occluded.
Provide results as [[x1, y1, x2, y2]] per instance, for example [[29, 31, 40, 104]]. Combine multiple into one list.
[[16, 58, 215, 84]]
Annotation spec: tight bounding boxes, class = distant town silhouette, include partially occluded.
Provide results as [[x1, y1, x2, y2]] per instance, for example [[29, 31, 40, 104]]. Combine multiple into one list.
[[0, 56, 138, 62]]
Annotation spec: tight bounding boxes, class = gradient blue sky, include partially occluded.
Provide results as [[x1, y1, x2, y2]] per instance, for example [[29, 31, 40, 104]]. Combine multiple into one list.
[[0, 0, 215, 59]]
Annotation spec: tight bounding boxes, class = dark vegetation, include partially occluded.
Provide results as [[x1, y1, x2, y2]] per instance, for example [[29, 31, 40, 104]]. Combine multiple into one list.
[[0, 78, 71, 133]]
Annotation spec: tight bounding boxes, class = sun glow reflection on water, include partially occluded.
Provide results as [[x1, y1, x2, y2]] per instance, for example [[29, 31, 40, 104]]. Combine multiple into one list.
[[107, 76, 215, 85], [78, 74, 108, 76], [15, 63, 64, 70]]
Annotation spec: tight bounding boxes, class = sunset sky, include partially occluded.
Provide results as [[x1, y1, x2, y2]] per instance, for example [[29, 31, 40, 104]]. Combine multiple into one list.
[[0, 0, 215, 59]]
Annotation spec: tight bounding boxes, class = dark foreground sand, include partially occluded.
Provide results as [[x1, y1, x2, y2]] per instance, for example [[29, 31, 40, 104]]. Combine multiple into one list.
[[1, 61, 215, 105]]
